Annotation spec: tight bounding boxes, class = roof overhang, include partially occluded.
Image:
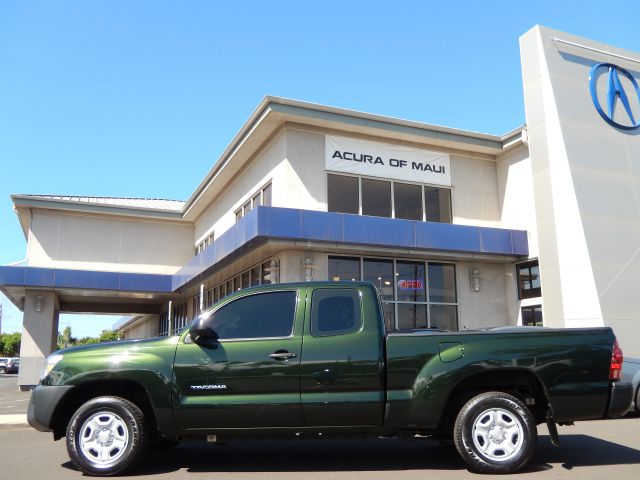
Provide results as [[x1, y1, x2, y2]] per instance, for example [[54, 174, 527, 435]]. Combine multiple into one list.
[[0, 267, 175, 314]]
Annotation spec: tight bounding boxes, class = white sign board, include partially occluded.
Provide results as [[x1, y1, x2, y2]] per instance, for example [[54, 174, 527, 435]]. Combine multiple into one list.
[[325, 135, 451, 186]]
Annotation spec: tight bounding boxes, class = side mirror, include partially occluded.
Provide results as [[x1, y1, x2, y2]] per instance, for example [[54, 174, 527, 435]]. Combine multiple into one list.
[[189, 316, 218, 345]]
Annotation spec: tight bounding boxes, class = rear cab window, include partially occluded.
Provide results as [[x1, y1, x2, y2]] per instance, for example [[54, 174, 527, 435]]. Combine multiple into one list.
[[310, 288, 362, 337]]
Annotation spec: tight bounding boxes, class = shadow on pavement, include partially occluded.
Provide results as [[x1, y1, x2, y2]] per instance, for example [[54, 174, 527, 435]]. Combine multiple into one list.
[[531, 435, 640, 471], [63, 438, 464, 475], [61, 433, 640, 476]]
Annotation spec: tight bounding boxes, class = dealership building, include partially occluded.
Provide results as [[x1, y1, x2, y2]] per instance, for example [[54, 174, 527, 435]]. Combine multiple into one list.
[[2, 25, 640, 389]]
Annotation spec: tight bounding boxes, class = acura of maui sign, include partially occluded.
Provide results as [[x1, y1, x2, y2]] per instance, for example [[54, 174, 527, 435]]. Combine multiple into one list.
[[325, 135, 451, 186], [589, 63, 640, 131]]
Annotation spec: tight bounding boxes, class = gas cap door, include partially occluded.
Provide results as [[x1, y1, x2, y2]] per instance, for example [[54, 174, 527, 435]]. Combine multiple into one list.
[[438, 342, 464, 363]]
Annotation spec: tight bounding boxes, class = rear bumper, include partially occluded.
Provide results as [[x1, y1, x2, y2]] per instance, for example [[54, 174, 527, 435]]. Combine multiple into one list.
[[27, 385, 74, 432], [605, 381, 633, 418]]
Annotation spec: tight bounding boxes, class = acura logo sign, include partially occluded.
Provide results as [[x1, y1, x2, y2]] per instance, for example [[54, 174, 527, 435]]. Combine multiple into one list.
[[589, 63, 640, 131]]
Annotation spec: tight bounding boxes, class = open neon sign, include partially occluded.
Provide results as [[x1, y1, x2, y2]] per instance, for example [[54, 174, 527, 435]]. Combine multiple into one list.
[[398, 279, 424, 290]]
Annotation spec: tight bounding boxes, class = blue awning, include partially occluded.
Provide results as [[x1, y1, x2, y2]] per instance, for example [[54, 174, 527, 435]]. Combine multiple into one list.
[[173, 206, 528, 289], [0, 207, 528, 295]]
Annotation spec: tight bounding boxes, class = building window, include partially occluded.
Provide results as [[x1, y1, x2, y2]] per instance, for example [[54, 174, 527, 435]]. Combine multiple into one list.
[[194, 232, 214, 256], [327, 173, 451, 223], [261, 261, 273, 285], [327, 174, 359, 214], [517, 260, 541, 299], [199, 261, 276, 316], [250, 266, 261, 286], [521, 305, 543, 326], [363, 258, 394, 301], [172, 302, 188, 335], [328, 256, 360, 282], [425, 187, 452, 223], [361, 178, 391, 217], [235, 182, 272, 222], [329, 256, 458, 332], [158, 311, 169, 336], [191, 296, 200, 320], [262, 183, 272, 206], [394, 182, 423, 221]]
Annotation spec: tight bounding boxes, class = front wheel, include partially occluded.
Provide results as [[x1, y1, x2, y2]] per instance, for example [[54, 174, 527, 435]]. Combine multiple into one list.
[[453, 391, 537, 474], [66, 396, 147, 476], [0, 367, 5, 374]]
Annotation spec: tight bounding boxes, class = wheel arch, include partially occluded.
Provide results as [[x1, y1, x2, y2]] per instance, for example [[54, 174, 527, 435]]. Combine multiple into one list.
[[436, 368, 552, 435], [52, 380, 158, 440]]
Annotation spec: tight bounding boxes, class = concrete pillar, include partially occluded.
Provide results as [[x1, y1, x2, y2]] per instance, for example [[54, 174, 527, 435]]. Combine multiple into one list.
[[18, 290, 59, 390]]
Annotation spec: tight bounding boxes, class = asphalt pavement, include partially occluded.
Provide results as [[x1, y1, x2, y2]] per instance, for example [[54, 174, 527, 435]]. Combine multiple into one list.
[[0, 375, 30, 427], [0, 418, 639, 479], [1, 375, 638, 479]]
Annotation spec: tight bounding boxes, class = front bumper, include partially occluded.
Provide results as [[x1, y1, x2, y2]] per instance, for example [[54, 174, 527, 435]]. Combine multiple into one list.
[[27, 384, 74, 432], [605, 381, 633, 418]]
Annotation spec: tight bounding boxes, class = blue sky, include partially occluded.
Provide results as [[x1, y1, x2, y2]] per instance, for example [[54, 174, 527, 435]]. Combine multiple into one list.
[[1, 1, 639, 336]]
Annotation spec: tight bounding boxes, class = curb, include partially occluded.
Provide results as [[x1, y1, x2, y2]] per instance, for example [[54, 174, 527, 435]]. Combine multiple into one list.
[[0, 414, 29, 428]]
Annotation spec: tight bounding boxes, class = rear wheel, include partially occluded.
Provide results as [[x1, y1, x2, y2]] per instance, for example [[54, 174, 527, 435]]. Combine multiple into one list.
[[635, 386, 640, 415], [0, 367, 5, 374], [453, 391, 536, 474], [66, 396, 147, 476]]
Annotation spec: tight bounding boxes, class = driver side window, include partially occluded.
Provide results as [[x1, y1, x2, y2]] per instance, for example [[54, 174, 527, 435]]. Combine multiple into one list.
[[206, 291, 297, 340]]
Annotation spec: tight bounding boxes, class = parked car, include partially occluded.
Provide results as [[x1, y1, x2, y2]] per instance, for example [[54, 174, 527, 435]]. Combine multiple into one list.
[[0, 357, 10, 373], [29, 282, 632, 476], [623, 357, 640, 415], [0, 358, 19, 374]]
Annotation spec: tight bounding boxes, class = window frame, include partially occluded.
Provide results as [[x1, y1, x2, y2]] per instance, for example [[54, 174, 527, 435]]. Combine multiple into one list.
[[199, 290, 299, 342], [516, 260, 542, 300], [521, 304, 543, 327], [328, 255, 458, 331], [326, 172, 452, 223], [235, 181, 273, 223], [310, 288, 363, 337]]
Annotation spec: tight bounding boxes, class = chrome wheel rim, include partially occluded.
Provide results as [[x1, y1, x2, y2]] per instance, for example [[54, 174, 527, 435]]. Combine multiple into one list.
[[471, 407, 524, 462], [79, 411, 129, 467]]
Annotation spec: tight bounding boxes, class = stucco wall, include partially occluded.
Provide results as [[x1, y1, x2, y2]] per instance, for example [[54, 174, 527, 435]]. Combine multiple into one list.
[[450, 154, 501, 227], [194, 130, 288, 243], [456, 262, 511, 329], [194, 127, 509, 247], [27, 210, 193, 274], [121, 314, 159, 339], [496, 145, 539, 259]]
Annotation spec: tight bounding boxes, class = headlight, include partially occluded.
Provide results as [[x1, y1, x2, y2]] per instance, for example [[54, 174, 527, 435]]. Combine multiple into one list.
[[41, 354, 64, 380]]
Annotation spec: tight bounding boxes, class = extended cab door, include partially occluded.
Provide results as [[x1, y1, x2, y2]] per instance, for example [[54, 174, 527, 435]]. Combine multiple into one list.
[[173, 289, 304, 429], [300, 286, 385, 426]]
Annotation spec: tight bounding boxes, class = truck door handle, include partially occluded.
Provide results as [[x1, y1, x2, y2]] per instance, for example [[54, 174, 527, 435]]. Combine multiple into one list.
[[269, 351, 297, 360]]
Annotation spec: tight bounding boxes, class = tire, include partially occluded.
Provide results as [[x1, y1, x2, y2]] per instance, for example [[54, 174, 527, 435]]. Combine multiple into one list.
[[0, 367, 5, 374], [635, 386, 640, 416], [453, 391, 537, 474], [66, 396, 147, 476]]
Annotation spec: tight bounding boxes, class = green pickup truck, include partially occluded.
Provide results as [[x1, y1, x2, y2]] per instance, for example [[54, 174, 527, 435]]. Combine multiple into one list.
[[28, 282, 632, 476]]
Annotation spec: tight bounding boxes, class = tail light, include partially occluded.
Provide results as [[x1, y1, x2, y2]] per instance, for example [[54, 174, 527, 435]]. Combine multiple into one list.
[[609, 339, 623, 381]]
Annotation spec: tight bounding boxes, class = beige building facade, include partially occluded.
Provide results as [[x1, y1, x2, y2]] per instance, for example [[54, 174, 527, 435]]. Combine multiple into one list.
[[2, 25, 639, 389]]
